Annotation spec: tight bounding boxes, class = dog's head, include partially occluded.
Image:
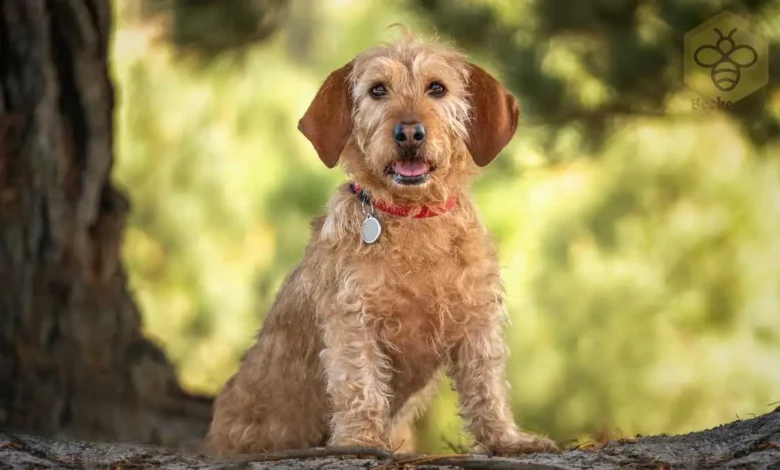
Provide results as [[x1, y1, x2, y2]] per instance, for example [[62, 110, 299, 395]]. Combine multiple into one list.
[[298, 33, 518, 203]]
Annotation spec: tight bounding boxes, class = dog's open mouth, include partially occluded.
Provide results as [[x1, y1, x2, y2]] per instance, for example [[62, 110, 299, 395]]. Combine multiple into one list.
[[384, 159, 436, 185]]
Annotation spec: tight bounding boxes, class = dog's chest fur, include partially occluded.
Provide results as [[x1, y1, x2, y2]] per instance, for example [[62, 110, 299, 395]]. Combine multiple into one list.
[[311, 195, 505, 402]]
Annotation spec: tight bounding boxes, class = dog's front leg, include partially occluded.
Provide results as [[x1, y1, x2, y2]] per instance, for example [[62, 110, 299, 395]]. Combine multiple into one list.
[[448, 315, 559, 456], [320, 308, 392, 449]]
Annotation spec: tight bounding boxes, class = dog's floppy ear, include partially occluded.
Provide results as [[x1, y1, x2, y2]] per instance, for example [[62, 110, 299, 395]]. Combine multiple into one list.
[[298, 62, 354, 168], [464, 64, 520, 167]]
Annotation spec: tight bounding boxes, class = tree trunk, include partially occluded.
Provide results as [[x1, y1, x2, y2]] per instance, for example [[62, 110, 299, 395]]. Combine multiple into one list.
[[0, 0, 211, 449]]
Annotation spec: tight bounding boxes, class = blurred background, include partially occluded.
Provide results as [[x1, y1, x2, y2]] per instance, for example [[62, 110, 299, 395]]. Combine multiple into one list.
[[111, 0, 780, 452]]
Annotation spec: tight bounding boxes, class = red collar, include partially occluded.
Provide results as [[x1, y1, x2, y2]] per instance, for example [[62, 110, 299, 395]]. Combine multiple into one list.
[[348, 183, 457, 218]]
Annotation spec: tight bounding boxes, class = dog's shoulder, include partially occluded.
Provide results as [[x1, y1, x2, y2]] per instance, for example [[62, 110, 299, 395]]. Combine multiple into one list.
[[308, 186, 362, 245]]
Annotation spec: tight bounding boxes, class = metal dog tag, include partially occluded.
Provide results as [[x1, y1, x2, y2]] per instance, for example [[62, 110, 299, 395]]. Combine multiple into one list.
[[361, 214, 382, 244]]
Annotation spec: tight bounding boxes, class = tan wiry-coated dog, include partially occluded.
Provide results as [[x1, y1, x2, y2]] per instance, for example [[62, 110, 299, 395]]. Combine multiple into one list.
[[205, 32, 558, 457]]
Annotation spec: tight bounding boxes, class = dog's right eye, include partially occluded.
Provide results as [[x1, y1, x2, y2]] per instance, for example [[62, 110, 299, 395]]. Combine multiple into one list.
[[369, 83, 388, 99]]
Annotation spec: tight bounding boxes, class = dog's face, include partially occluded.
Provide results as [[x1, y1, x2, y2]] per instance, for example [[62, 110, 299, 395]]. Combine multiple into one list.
[[346, 43, 473, 196], [298, 36, 519, 202]]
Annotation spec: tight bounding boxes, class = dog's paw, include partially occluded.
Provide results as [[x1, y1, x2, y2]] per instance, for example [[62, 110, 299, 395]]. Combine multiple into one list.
[[484, 434, 560, 456], [328, 435, 390, 451]]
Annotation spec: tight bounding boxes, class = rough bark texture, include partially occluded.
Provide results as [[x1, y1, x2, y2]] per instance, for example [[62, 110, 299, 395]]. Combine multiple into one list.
[[0, 0, 211, 449], [1, 410, 779, 469]]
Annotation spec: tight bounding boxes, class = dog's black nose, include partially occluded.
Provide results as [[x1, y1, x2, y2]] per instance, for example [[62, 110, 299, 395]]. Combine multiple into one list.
[[393, 122, 426, 147]]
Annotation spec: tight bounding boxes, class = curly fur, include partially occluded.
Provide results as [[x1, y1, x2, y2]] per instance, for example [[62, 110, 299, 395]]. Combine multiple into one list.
[[204, 31, 558, 457]]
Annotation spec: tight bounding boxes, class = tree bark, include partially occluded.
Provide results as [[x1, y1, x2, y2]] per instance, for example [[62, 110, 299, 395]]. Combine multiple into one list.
[[0, 0, 211, 449], [1, 410, 779, 469]]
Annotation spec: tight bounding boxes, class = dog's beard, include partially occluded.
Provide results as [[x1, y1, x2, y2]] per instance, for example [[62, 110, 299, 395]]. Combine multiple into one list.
[[353, 132, 460, 203]]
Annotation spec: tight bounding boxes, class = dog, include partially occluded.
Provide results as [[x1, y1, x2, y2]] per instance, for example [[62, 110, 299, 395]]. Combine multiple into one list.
[[204, 31, 559, 457]]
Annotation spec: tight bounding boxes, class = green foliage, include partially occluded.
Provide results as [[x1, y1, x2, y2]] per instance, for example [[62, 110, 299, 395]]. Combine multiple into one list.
[[111, 0, 780, 453], [138, 0, 289, 60], [411, 0, 780, 156]]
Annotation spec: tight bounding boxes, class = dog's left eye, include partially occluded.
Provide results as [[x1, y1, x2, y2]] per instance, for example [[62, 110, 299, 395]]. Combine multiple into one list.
[[428, 82, 447, 97], [369, 83, 388, 98]]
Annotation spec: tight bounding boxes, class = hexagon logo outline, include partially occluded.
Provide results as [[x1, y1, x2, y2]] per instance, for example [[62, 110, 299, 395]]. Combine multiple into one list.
[[684, 10, 769, 104]]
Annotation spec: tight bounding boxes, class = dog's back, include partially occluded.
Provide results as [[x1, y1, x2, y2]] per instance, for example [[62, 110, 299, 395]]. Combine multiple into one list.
[[205, 265, 330, 454]]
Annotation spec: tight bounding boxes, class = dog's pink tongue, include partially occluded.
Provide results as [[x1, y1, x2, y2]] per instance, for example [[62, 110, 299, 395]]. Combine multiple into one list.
[[394, 160, 429, 177]]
